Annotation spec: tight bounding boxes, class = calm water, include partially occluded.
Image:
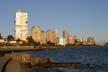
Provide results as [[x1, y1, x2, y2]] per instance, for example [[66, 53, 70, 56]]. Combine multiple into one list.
[[24, 46, 108, 72]]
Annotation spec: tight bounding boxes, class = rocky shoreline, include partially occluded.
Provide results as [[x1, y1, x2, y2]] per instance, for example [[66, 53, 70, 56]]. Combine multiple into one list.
[[0, 53, 81, 72]]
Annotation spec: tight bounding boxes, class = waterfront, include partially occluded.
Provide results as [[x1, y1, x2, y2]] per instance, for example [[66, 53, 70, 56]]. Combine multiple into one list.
[[19, 46, 108, 72]]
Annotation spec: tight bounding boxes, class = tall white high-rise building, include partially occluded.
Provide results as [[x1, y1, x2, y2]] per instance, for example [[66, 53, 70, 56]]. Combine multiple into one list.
[[15, 9, 28, 41]]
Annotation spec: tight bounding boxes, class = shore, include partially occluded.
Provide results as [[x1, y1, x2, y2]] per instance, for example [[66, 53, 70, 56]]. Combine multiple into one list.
[[0, 46, 60, 52], [0, 53, 81, 72]]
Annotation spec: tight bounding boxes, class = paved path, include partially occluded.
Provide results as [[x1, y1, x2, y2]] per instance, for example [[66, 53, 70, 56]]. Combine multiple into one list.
[[0, 55, 33, 72], [4, 59, 22, 72], [4, 59, 33, 72], [0, 56, 11, 72]]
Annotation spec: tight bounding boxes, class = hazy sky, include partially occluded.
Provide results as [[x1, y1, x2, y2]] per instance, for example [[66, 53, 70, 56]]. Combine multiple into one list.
[[0, 0, 108, 44]]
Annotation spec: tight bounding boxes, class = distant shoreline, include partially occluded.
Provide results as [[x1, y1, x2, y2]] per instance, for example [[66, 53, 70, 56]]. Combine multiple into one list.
[[0, 45, 105, 51]]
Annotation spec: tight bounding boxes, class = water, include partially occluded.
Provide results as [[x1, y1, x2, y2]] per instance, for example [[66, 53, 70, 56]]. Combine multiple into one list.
[[24, 46, 108, 72]]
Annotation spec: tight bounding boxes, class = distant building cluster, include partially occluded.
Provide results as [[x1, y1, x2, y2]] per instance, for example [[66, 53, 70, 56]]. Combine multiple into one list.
[[31, 26, 59, 45], [63, 30, 95, 46], [0, 9, 96, 46], [15, 9, 95, 46], [30, 26, 95, 46]]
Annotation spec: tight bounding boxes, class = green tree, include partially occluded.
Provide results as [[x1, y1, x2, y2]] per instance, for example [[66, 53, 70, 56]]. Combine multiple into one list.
[[7, 35, 14, 41], [47, 41, 55, 46], [16, 38, 22, 46], [6, 35, 14, 46], [104, 42, 108, 46], [21, 41, 28, 46], [35, 42, 40, 46], [26, 36, 35, 45], [16, 38, 21, 43], [0, 33, 3, 39]]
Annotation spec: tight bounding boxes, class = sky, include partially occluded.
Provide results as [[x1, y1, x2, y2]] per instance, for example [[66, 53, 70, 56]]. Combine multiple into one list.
[[0, 0, 108, 45]]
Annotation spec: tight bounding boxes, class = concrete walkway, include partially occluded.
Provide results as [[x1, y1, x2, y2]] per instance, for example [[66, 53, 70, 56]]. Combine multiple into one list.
[[4, 59, 22, 72], [0, 56, 11, 72], [0, 56, 32, 72]]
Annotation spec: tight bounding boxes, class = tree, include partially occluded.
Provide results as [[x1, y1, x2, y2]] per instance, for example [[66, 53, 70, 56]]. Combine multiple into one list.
[[0, 33, 3, 39], [104, 42, 108, 46], [47, 41, 55, 46], [6, 35, 14, 46], [21, 41, 28, 46], [7, 35, 14, 41], [16, 38, 21, 43], [26, 36, 35, 45], [16, 38, 22, 46], [35, 42, 40, 46]]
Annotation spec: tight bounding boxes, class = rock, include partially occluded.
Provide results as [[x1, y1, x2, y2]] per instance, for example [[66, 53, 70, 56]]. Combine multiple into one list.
[[30, 58, 53, 65], [9, 53, 31, 62]]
